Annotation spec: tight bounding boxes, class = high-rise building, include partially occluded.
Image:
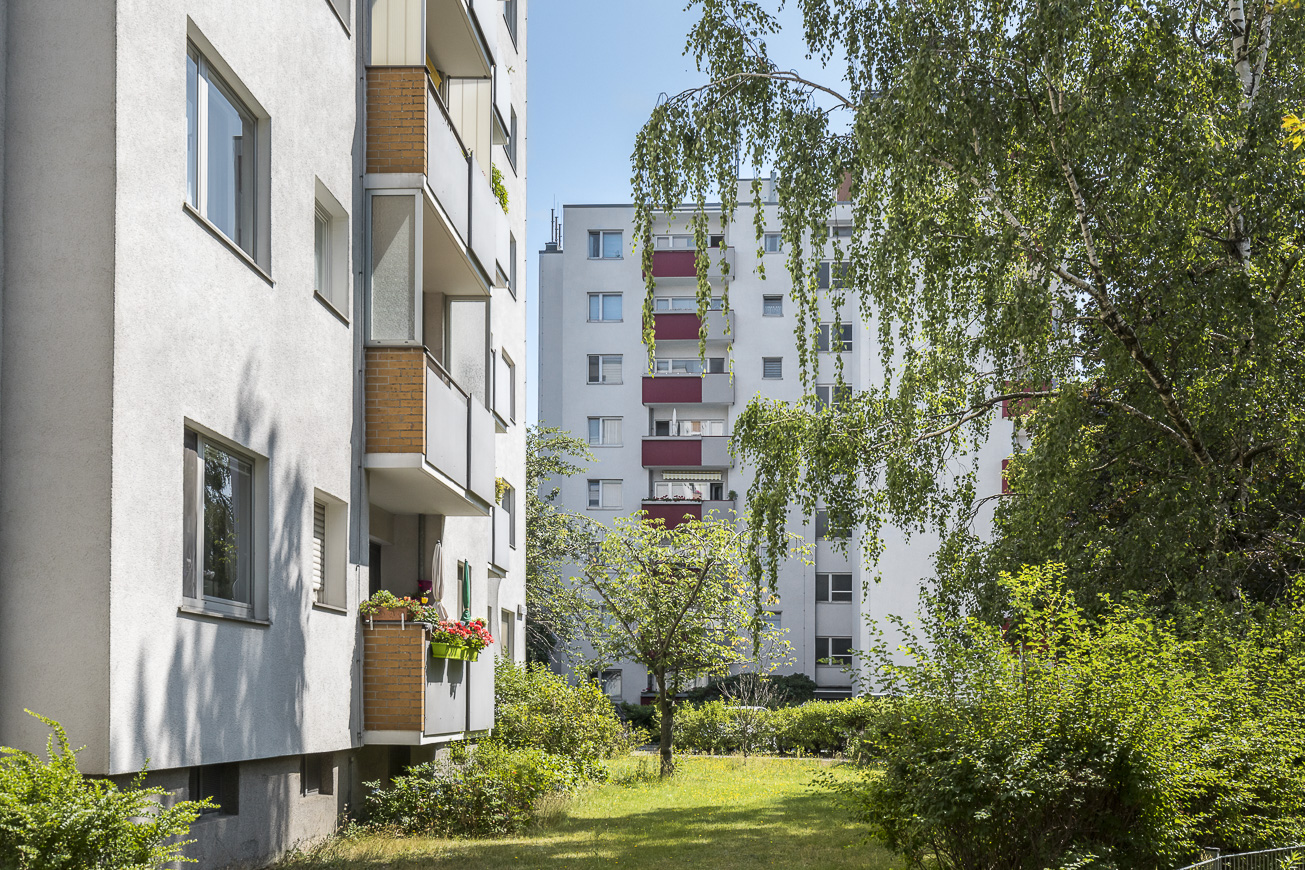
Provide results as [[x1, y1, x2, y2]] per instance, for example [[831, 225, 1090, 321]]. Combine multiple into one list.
[[0, 0, 526, 865], [538, 185, 1011, 702]]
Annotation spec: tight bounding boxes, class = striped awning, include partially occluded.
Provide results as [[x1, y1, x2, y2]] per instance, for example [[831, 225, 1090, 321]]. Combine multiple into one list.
[[661, 471, 722, 481]]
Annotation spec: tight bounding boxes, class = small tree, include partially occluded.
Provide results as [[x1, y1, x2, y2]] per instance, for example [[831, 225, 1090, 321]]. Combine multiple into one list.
[[576, 511, 802, 776], [525, 425, 596, 662]]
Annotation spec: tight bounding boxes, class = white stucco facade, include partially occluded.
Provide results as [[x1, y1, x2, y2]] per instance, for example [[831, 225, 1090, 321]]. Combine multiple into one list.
[[0, 0, 527, 866], [537, 193, 1013, 703]]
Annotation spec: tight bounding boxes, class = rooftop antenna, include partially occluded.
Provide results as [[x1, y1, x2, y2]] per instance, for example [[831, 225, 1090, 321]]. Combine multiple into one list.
[[545, 208, 562, 252]]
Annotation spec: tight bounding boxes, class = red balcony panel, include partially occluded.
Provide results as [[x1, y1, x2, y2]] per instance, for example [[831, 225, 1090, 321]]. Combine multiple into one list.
[[642, 439, 702, 467], [654, 313, 702, 341], [642, 376, 702, 404], [642, 502, 702, 528], [651, 250, 698, 278]]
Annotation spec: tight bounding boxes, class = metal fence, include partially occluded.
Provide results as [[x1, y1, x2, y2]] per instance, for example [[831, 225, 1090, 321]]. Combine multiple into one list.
[[1179, 846, 1305, 870]]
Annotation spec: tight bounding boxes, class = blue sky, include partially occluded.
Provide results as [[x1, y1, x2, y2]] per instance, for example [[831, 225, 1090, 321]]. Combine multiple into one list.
[[522, 2, 707, 423]]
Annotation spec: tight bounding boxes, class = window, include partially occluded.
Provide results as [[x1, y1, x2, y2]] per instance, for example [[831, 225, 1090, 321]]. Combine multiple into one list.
[[763, 233, 782, 253], [595, 669, 623, 699], [653, 296, 724, 311], [815, 509, 851, 540], [311, 500, 327, 602], [588, 416, 623, 446], [817, 323, 854, 353], [588, 293, 622, 321], [762, 611, 782, 630], [816, 637, 854, 666], [816, 384, 851, 409], [653, 418, 724, 437], [654, 480, 717, 499], [763, 357, 783, 379], [187, 42, 259, 260], [190, 763, 240, 816], [500, 608, 515, 659], [818, 261, 850, 289], [503, 486, 516, 548], [506, 355, 517, 422], [502, 0, 519, 44], [184, 430, 256, 615], [587, 354, 622, 384], [508, 234, 517, 299], [653, 234, 725, 249], [301, 754, 334, 796], [588, 230, 623, 259], [830, 224, 854, 239], [507, 108, 518, 169], [652, 357, 726, 375], [816, 573, 854, 603], [314, 180, 349, 318], [588, 479, 622, 509], [762, 295, 783, 316]]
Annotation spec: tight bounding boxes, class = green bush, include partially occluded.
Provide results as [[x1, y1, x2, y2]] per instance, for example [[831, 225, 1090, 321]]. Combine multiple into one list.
[[363, 742, 580, 838], [844, 565, 1305, 870], [493, 659, 628, 779], [671, 698, 881, 757], [617, 702, 658, 741], [0, 712, 207, 869]]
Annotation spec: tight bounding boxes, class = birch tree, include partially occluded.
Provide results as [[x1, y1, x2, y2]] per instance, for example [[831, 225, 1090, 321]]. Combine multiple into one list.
[[632, 0, 1305, 613]]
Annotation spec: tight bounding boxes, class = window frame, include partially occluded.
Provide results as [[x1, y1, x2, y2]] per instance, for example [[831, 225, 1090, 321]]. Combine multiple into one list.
[[183, 429, 261, 621], [507, 234, 518, 299], [816, 572, 854, 603], [763, 232, 783, 253], [762, 295, 783, 317], [815, 636, 854, 666], [587, 354, 623, 385], [816, 383, 851, 409], [313, 179, 350, 321], [502, 0, 519, 46], [816, 323, 854, 353], [588, 230, 624, 260], [653, 296, 724, 312], [587, 416, 623, 447], [190, 763, 240, 817], [762, 357, 783, 380], [311, 490, 348, 612], [815, 509, 851, 540], [587, 479, 623, 510], [506, 107, 519, 170], [588, 292, 623, 322], [186, 39, 266, 268]]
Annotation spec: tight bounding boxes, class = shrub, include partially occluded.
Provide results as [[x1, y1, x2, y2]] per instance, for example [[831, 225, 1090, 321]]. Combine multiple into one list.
[[843, 565, 1305, 870], [493, 659, 628, 779], [671, 698, 881, 757], [0, 712, 208, 869], [617, 703, 658, 741], [363, 742, 580, 838]]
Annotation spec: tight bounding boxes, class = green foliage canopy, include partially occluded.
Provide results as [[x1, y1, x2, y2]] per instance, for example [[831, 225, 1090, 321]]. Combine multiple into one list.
[[632, 0, 1305, 612]]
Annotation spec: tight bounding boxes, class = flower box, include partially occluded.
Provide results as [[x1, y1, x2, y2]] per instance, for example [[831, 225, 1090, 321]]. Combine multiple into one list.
[[369, 606, 413, 621]]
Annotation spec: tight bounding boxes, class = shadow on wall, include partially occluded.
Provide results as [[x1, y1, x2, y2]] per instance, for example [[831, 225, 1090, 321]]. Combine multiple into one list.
[[122, 357, 323, 867]]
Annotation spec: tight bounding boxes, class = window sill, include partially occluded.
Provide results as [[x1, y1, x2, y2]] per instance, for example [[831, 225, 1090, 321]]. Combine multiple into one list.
[[587, 381, 624, 386], [178, 604, 271, 627], [314, 290, 351, 325], [587, 319, 624, 324], [312, 601, 349, 615], [183, 202, 274, 287], [587, 256, 624, 261]]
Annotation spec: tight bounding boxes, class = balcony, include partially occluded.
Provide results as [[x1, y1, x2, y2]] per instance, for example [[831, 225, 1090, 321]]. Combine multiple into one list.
[[642, 372, 735, 405], [653, 310, 734, 342], [640, 499, 736, 529], [364, 348, 496, 516], [370, 0, 495, 77], [362, 619, 494, 745], [421, 87, 498, 295], [649, 247, 736, 282], [642, 436, 732, 468]]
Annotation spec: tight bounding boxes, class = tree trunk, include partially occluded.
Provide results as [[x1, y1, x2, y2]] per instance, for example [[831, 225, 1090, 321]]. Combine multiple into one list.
[[656, 670, 675, 778]]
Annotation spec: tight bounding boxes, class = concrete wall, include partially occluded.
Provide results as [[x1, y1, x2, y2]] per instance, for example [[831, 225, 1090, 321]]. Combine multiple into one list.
[[0, 0, 118, 770]]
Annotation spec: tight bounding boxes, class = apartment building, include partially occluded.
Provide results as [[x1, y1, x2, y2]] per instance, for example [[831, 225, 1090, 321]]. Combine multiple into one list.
[[0, 0, 526, 866], [537, 187, 1012, 702]]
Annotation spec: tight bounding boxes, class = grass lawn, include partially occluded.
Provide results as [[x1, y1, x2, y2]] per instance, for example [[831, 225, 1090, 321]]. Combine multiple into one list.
[[279, 755, 896, 870]]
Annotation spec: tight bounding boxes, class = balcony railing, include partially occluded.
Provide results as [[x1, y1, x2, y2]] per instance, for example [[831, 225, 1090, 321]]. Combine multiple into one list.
[[641, 436, 732, 468], [491, 505, 510, 574], [649, 247, 736, 281], [642, 501, 701, 529], [364, 348, 496, 515], [653, 310, 734, 342], [362, 619, 494, 744], [642, 372, 735, 405]]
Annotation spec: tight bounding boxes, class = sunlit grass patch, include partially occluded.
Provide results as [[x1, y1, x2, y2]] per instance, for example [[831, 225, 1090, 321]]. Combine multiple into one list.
[[277, 755, 892, 870]]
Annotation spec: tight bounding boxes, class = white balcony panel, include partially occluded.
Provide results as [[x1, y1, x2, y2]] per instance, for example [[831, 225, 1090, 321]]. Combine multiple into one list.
[[466, 152, 497, 282], [426, 0, 491, 77]]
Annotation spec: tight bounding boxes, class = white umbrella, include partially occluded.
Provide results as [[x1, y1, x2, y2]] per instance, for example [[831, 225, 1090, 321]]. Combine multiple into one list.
[[430, 540, 449, 619]]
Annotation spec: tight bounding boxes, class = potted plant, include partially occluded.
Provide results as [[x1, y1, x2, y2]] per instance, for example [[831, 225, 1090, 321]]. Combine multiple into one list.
[[360, 590, 424, 622], [459, 618, 494, 662], [428, 620, 467, 659]]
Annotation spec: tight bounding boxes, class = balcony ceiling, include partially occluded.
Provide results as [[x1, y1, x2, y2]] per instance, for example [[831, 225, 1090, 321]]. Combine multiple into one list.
[[366, 455, 491, 518], [424, 194, 489, 297], [427, 0, 492, 79]]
